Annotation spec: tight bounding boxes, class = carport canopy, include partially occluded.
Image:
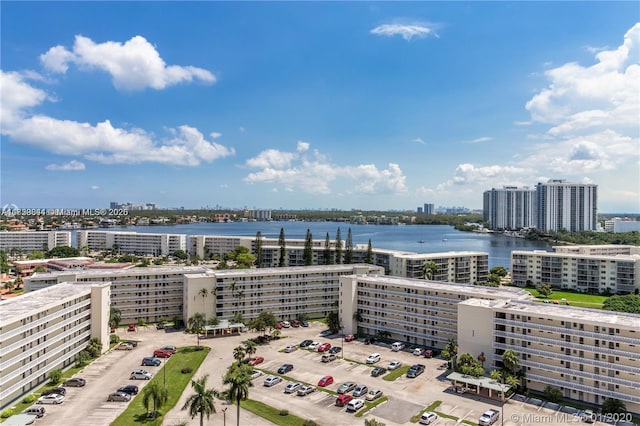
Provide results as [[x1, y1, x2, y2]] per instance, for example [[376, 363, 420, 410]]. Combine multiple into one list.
[[447, 371, 512, 401], [203, 320, 245, 337]]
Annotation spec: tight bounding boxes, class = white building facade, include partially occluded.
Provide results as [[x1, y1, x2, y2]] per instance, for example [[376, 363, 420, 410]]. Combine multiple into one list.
[[76, 231, 186, 256], [483, 186, 536, 230], [0, 231, 71, 254], [535, 180, 598, 232]]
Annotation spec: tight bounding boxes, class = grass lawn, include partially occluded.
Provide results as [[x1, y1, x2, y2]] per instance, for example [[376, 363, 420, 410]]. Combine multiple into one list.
[[383, 365, 410, 381], [354, 396, 389, 418], [410, 400, 442, 423], [240, 399, 312, 426], [523, 288, 608, 309], [111, 346, 210, 426]]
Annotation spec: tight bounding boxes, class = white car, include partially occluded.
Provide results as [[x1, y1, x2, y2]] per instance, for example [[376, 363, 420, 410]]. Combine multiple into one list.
[[297, 385, 316, 396], [346, 398, 365, 412], [251, 370, 263, 380], [263, 375, 282, 387], [130, 369, 152, 380], [308, 342, 321, 350], [37, 394, 65, 404], [388, 360, 402, 370], [413, 348, 426, 356], [284, 382, 302, 394], [366, 353, 381, 364], [284, 345, 298, 353], [420, 412, 439, 425]]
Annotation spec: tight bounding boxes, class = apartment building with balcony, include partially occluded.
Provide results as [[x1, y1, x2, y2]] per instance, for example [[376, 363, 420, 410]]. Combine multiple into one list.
[[189, 235, 253, 259], [76, 231, 186, 256], [0, 281, 110, 410], [511, 249, 640, 294], [535, 179, 598, 232], [0, 231, 71, 254], [483, 186, 536, 230], [387, 251, 489, 283], [339, 274, 531, 350], [458, 298, 640, 414], [553, 244, 640, 256]]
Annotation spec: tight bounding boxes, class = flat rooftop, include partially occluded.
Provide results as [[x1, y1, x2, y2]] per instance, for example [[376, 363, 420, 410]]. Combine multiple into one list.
[[460, 298, 640, 328], [0, 281, 109, 325], [29, 265, 209, 279], [203, 263, 382, 278]]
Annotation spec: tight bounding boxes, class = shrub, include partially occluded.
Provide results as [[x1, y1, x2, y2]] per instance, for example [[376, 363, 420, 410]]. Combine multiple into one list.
[[181, 367, 193, 374], [22, 394, 36, 403], [303, 421, 319, 426], [1, 409, 14, 418], [110, 334, 120, 344], [279, 409, 289, 416], [49, 368, 63, 385]]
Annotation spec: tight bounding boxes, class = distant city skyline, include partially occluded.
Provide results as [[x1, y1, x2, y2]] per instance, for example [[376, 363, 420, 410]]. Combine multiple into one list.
[[1, 3, 638, 212]]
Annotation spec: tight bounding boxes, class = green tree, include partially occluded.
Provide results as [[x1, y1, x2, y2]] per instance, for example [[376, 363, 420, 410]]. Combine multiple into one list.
[[303, 229, 313, 266], [420, 261, 438, 280], [13, 276, 23, 290], [477, 352, 486, 368], [182, 374, 218, 426], [27, 250, 46, 260], [142, 381, 169, 418], [344, 228, 353, 264], [278, 228, 287, 267], [223, 367, 253, 426], [198, 288, 209, 318], [76, 350, 90, 367], [323, 232, 333, 265], [4, 280, 15, 292], [188, 312, 206, 348], [48, 368, 62, 385], [441, 339, 458, 361], [490, 266, 509, 277], [490, 370, 503, 382], [544, 385, 563, 403], [47, 246, 80, 258], [537, 283, 553, 297], [255, 231, 263, 268], [486, 274, 501, 287], [33, 265, 46, 273], [271, 328, 281, 339], [109, 306, 122, 329], [326, 311, 342, 334], [335, 228, 343, 264], [505, 374, 520, 389], [233, 345, 246, 363], [173, 249, 188, 260], [502, 349, 519, 374], [602, 398, 627, 414], [602, 295, 640, 314], [244, 340, 257, 358], [364, 419, 387, 426], [0, 250, 10, 274], [364, 239, 374, 264]]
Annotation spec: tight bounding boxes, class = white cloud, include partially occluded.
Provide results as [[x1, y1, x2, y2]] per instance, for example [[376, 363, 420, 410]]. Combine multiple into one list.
[[465, 136, 493, 144], [90, 185, 99, 190], [413, 137, 425, 144], [0, 70, 234, 166], [210, 132, 222, 139], [45, 160, 86, 171], [40, 35, 215, 91], [370, 24, 438, 41], [514, 120, 532, 126], [244, 143, 408, 195]]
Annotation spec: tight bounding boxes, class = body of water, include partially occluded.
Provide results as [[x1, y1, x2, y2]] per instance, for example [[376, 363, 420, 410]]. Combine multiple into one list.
[[80, 222, 551, 269]]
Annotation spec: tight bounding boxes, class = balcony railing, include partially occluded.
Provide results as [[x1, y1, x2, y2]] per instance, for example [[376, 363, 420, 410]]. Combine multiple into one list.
[[525, 373, 640, 404]]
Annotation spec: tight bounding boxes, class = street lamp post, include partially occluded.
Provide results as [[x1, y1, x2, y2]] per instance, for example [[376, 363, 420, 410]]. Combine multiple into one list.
[[222, 408, 227, 426]]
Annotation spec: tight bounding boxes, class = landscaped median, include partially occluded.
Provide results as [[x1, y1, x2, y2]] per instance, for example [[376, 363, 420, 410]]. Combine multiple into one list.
[[383, 365, 410, 381], [111, 346, 210, 426], [241, 399, 317, 426], [410, 400, 476, 425], [354, 395, 389, 418]]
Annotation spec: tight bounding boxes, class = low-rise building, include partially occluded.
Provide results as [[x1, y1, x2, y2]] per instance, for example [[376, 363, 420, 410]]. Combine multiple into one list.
[[76, 231, 186, 256], [0, 231, 71, 254]]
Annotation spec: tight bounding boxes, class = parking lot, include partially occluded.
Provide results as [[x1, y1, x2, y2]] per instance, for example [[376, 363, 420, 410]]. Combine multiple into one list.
[[26, 322, 616, 426]]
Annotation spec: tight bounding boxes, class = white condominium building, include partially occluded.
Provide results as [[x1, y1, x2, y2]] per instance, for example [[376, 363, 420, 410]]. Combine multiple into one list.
[[535, 179, 598, 232], [339, 274, 531, 350], [604, 218, 640, 233], [511, 249, 640, 294], [553, 244, 640, 256], [76, 231, 186, 256], [458, 299, 640, 414], [483, 186, 536, 230], [189, 235, 253, 259], [0, 231, 71, 253], [387, 250, 489, 283], [0, 281, 110, 410]]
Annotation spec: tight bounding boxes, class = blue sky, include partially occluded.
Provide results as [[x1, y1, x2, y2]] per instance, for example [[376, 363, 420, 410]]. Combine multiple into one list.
[[1, 2, 638, 212]]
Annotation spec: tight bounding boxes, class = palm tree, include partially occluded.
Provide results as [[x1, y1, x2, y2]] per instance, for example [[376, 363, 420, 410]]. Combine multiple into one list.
[[244, 340, 257, 358], [182, 374, 218, 426], [502, 349, 519, 374], [233, 345, 246, 363], [223, 368, 253, 426], [188, 312, 206, 348], [142, 381, 169, 418], [477, 352, 486, 368], [420, 261, 438, 280], [109, 306, 122, 329], [198, 288, 209, 318]]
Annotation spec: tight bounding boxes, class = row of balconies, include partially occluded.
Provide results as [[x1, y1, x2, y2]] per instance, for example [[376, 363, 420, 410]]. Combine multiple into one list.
[[525, 373, 640, 404]]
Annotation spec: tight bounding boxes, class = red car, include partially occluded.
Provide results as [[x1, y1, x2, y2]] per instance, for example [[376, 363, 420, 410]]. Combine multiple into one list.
[[344, 334, 356, 342], [335, 394, 353, 407], [317, 343, 332, 352], [318, 375, 334, 387], [153, 349, 172, 358], [275, 322, 283, 329], [127, 324, 136, 332], [248, 356, 265, 366]]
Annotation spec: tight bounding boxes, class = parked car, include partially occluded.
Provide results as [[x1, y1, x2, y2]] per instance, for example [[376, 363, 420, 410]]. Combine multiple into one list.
[[479, 409, 500, 426], [263, 375, 282, 387], [63, 378, 86, 387], [366, 353, 381, 364], [107, 391, 131, 402], [337, 382, 357, 394], [251, 370, 263, 380], [300, 320, 309, 327], [284, 382, 302, 394], [319, 330, 332, 337], [581, 410, 596, 424], [344, 334, 356, 342], [156, 322, 165, 329], [125, 340, 138, 347], [281, 320, 291, 328], [388, 360, 402, 370], [37, 394, 65, 404], [162, 345, 176, 353], [317, 342, 332, 352], [299, 339, 313, 347], [318, 375, 334, 387], [291, 319, 301, 327], [353, 385, 368, 397], [115, 342, 133, 351], [117, 385, 139, 395], [130, 369, 152, 380], [423, 349, 433, 358], [153, 349, 172, 358], [275, 322, 283, 329], [335, 394, 353, 407], [307, 342, 321, 350], [321, 353, 337, 363], [413, 348, 426, 356], [41, 387, 66, 396], [297, 385, 316, 396], [366, 389, 383, 401], [284, 345, 298, 353], [391, 342, 405, 351], [346, 398, 365, 412], [248, 356, 265, 366], [277, 364, 294, 374], [328, 346, 342, 354], [23, 406, 45, 418], [371, 367, 387, 377], [420, 412, 439, 425], [142, 357, 162, 366], [127, 324, 136, 332], [407, 364, 426, 378]]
